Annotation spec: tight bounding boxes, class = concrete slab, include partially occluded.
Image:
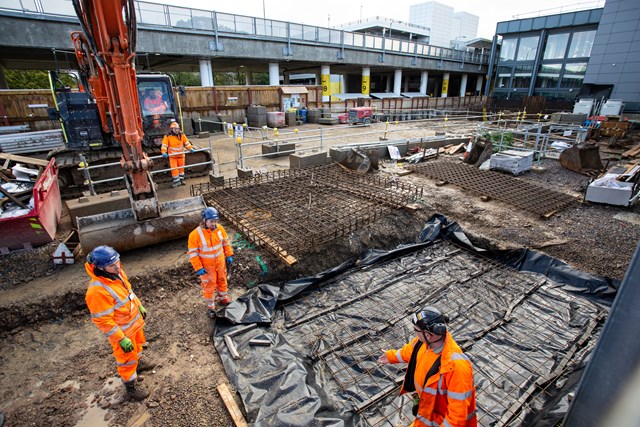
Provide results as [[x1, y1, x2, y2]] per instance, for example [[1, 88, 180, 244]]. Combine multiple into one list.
[[289, 151, 330, 169]]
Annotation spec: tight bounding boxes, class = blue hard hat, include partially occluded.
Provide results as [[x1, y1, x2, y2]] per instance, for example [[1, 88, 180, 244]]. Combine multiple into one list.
[[202, 207, 219, 221], [88, 245, 120, 269]]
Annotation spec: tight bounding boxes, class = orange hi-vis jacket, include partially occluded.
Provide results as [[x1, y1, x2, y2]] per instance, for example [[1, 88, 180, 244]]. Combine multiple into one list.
[[144, 96, 167, 114], [84, 263, 145, 346], [385, 332, 477, 427], [161, 132, 193, 158], [188, 224, 233, 271]]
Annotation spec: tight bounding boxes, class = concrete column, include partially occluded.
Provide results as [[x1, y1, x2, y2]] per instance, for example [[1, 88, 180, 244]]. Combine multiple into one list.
[[386, 76, 392, 93], [268, 62, 280, 85], [475, 75, 483, 96], [419, 71, 428, 95], [321, 65, 330, 102], [199, 59, 214, 87], [393, 69, 402, 95], [283, 72, 290, 85], [460, 74, 468, 97], [361, 67, 370, 96], [441, 72, 450, 98], [403, 76, 410, 92], [245, 72, 253, 86]]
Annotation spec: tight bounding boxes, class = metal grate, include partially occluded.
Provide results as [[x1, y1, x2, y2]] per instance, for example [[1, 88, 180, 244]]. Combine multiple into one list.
[[192, 164, 424, 265], [408, 161, 575, 217]]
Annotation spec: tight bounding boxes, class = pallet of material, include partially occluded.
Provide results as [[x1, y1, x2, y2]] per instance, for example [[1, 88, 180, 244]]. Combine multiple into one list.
[[622, 144, 640, 158]]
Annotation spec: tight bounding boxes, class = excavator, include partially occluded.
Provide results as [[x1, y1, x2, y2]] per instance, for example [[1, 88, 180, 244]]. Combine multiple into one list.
[[65, 0, 207, 253]]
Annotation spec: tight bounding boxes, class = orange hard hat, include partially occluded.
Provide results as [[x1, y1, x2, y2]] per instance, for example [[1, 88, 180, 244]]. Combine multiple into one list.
[[170, 121, 180, 129]]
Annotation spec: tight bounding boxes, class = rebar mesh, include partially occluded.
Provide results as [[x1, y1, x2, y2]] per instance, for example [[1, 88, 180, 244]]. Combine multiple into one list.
[[408, 160, 575, 217], [192, 164, 424, 264], [273, 240, 604, 426]]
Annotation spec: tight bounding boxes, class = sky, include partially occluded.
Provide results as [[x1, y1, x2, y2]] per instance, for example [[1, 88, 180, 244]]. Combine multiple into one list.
[[146, 0, 605, 39]]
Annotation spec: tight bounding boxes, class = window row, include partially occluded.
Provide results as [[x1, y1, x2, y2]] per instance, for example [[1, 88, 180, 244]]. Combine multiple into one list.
[[499, 29, 595, 62], [496, 62, 587, 89]]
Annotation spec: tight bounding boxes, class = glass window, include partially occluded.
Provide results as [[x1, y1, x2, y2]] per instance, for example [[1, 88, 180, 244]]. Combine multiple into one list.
[[561, 62, 587, 88], [536, 63, 562, 88], [543, 33, 569, 60], [497, 66, 512, 88], [513, 64, 533, 88], [499, 38, 517, 62], [516, 36, 539, 61], [568, 30, 595, 58]]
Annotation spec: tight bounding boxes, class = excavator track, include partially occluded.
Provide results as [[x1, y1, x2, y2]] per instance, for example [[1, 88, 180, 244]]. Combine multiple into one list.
[[53, 146, 213, 200]]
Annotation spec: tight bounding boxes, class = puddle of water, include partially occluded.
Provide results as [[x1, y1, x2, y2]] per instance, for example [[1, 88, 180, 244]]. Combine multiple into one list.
[[74, 395, 108, 427]]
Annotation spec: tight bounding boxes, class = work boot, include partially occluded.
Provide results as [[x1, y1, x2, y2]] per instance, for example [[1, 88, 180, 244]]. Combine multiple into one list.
[[217, 295, 231, 305], [124, 380, 149, 402], [208, 309, 217, 319], [171, 180, 180, 188], [136, 357, 156, 373]]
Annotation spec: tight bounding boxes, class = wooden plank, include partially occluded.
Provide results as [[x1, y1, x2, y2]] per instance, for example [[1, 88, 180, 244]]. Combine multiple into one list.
[[0, 186, 29, 209], [531, 238, 570, 249], [0, 152, 49, 167], [217, 383, 248, 427]]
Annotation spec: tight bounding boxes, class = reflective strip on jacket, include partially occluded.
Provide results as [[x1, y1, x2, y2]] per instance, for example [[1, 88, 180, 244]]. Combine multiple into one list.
[[385, 333, 477, 427], [187, 224, 233, 271], [84, 263, 145, 346], [161, 133, 193, 156]]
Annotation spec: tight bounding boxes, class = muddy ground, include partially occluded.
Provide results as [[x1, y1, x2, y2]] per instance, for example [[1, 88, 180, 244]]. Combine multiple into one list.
[[0, 120, 638, 426]]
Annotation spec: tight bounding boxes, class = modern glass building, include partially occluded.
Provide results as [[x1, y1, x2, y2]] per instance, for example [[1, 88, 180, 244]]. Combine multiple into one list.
[[486, 0, 640, 112]]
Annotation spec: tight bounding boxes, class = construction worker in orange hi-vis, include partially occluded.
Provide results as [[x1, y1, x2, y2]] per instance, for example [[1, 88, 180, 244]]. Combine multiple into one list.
[[378, 306, 477, 427], [84, 246, 154, 402], [143, 88, 168, 127], [161, 121, 195, 187], [188, 207, 234, 318]]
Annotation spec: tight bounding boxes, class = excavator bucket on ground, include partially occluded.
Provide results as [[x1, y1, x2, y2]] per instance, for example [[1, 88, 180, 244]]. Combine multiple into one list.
[[559, 143, 604, 175], [77, 195, 206, 253]]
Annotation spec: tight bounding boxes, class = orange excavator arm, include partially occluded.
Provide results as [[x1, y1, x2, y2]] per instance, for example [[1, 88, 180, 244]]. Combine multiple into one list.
[[71, 0, 152, 197]]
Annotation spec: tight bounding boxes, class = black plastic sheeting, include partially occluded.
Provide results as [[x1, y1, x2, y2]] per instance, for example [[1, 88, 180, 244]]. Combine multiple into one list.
[[213, 214, 616, 426]]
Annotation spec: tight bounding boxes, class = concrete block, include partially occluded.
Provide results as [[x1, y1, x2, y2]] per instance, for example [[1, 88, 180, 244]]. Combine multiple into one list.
[[209, 172, 225, 186], [66, 191, 131, 228], [289, 151, 330, 169], [237, 168, 253, 178], [261, 142, 296, 157], [196, 131, 210, 139], [318, 117, 339, 125]]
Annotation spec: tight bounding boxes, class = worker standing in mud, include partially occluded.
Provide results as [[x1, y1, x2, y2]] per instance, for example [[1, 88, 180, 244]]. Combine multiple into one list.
[[378, 306, 477, 427], [187, 207, 234, 318], [84, 246, 152, 401], [161, 121, 195, 188]]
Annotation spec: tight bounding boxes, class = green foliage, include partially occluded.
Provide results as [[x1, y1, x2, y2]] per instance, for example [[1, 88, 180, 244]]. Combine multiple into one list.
[[482, 130, 514, 151], [168, 72, 201, 87], [252, 72, 269, 85], [5, 70, 75, 89]]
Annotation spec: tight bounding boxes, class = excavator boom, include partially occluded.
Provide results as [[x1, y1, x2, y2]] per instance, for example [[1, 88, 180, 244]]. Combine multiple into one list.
[[69, 0, 206, 253]]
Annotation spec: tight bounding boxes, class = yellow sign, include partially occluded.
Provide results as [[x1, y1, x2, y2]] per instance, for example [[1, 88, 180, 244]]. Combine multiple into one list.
[[321, 74, 330, 97], [361, 75, 370, 95], [442, 78, 449, 95]]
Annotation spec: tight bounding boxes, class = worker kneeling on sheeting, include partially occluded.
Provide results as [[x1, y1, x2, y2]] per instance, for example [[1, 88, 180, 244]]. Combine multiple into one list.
[[188, 207, 234, 318], [84, 246, 151, 402], [162, 121, 195, 188], [378, 306, 477, 427]]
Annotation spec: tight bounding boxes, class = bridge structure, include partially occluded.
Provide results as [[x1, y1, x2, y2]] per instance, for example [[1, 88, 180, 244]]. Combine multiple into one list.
[[0, 0, 490, 101]]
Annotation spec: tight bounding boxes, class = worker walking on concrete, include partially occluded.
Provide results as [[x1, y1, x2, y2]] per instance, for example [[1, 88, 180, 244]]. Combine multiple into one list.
[[84, 246, 151, 402], [378, 306, 477, 427], [188, 207, 234, 318], [161, 121, 195, 188]]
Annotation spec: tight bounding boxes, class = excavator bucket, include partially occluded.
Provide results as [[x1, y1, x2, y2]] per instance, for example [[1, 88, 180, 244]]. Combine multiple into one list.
[[559, 143, 604, 175], [76, 195, 206, 253]]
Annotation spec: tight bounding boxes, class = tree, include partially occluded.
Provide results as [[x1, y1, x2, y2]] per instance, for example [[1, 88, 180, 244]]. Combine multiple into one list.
[[5, 70, 75, 89], [168, 72, 201, 87]]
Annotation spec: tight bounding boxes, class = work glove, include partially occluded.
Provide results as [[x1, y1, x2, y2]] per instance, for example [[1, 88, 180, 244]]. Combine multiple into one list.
[[226, 256, 233, 265], [162, 153, 168, 158], [139, 304, 147, 320], [119, 337, 134, 353], [190, 149, 196, 153], [196, 268, 206, 276]]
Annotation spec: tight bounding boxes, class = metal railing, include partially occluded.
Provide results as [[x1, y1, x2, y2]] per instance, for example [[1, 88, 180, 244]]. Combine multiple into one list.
[[0, 0, 489, 65]]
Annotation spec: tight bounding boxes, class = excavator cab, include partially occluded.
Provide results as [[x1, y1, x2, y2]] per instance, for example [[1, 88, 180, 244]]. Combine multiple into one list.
[[137, 74, 180, 147]]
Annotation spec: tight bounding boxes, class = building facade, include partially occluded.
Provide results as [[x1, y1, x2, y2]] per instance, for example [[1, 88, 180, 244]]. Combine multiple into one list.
[[487, 0, 640, 112], [409, 1, 478, 49]]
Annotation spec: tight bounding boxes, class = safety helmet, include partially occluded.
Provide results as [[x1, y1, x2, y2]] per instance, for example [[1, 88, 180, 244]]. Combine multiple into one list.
[[169, 121, 180, 129], [411, 306, 448, 335], [202, 207, 219, 221], [87, 245, 120, 269]]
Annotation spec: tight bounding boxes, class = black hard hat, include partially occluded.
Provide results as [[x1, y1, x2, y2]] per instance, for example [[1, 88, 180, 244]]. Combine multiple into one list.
[[411, 306, 448, 335]]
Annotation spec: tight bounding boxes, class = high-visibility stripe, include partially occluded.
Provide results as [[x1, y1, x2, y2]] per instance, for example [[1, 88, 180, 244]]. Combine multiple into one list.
[[467, 410, 477, 421], [199, 251, 223, 259], [105, 325, 120, 337], [196, 227, 209, 250], [188, 253, 199, 259], [423, 386, 437, 396], [416, 414, 438, 426], [117, 359, 137, 367], [124, 371, 137, 382], [395, 350, 402, 362], [451, 353, 469, 361], [91, 306, 115, 318], [120, 313, 141, 333], [443, 418, 453, 427], [447, 389, 473, 401]]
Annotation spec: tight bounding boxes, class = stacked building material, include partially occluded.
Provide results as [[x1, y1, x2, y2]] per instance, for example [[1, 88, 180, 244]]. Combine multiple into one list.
[[489, 150, 533, 175], [0, 129, 65, 154], [247, 105, 267, 128]]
